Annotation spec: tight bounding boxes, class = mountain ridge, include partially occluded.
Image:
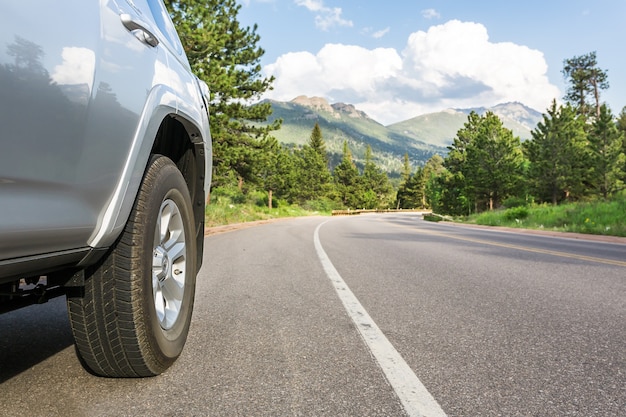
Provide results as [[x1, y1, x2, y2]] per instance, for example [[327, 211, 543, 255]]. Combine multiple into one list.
[[261, 96, 543, 174]]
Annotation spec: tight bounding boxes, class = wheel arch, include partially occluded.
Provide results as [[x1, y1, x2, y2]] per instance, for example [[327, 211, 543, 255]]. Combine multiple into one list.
[[86, 84, 211, 275], [150, 115, 209, 272]]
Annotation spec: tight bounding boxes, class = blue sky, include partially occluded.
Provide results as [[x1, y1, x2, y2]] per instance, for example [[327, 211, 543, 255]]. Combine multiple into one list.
[[238, 0, 626, 125]]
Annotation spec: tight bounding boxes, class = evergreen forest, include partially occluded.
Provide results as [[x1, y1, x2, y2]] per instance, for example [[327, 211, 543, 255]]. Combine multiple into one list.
[[165, 0, 626, 222]]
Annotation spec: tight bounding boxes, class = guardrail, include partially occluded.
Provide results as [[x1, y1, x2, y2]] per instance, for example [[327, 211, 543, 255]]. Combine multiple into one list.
[[331, 209, 432, 216]]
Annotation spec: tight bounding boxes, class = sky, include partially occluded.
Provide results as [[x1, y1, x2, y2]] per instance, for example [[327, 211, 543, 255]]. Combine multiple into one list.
[[237, 0, 626, 126]]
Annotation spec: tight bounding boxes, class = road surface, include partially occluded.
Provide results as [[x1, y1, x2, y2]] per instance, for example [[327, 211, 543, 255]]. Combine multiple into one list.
[[1, 213, 624, 416]]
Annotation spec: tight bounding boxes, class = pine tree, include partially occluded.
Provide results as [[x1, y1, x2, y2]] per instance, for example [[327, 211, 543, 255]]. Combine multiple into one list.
[[423, 154, 445, 209], [401, 153, 411, 184], [617, 107, 626, 134], [274, 148, 299, 202], [294, 123, 332, 203], [333, 141, 360, 208], [361, 145, 393, 209], [434, 170, 468, 216], [562, 51, 609, 119], [396, 167, 425, 209], [255, 137, 295, 208], [464, 112, 524, 210], [308, 122, 326, 155], [441, 112, 525, 213], [396, 152, 415, 209], [524, 100, 589, 204], [588, 104, 625, 199], [617, 107, 626, 174], [444, 111, 482, 213], [164, 0, 281, 188]]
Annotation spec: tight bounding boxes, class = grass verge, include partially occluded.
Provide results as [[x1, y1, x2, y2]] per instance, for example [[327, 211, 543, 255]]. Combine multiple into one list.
[[460, 196, 626, 237], [205, 186, 331, 227]]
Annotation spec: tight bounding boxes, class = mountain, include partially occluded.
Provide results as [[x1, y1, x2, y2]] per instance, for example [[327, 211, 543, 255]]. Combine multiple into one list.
[[387, 102, 543, 147], [479, 102, 543, 131], [261, 96, 542, 175], [263, 96, 446, 176]]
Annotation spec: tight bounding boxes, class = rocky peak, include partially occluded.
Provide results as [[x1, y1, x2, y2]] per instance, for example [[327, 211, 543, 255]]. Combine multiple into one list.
[[291, 95, 334, 113], [331, 102, 368, 119], [490, 102, 543, 130]]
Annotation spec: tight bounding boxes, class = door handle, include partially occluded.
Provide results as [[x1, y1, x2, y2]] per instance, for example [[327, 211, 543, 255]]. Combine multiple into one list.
[[120, 14, 159, 47]]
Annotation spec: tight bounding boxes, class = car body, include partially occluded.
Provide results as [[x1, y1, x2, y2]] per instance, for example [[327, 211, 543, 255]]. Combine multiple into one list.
[[0, 0, 212, 377]]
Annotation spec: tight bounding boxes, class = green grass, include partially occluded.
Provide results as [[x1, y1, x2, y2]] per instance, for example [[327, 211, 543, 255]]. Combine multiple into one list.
[[461, 196, 626, 237], [205, 186, 330, 227], [207, 186, 626, 238]]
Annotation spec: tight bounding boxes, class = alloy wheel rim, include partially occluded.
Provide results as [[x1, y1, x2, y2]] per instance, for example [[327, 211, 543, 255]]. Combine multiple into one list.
[[152, 198, 187, 330]]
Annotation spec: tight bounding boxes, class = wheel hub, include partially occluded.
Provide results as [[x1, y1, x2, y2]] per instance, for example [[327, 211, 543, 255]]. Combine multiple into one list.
[[153, 247, 170, 284]]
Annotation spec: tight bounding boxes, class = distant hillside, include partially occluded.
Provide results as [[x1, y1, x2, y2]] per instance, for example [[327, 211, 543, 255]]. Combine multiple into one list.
[[262, 96, 446, 176], [261, 96, 542, 176], [387, 102, 543, 147]]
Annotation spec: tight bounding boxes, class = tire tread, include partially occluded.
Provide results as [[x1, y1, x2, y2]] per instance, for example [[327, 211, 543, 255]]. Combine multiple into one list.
[[67, 155, 195, 377]]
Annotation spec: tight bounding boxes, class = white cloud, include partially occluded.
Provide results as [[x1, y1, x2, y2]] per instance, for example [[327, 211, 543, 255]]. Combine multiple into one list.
[[295, 0, 324, 12], [372, 27, 390, 39], [316, 8, 353, 30], [421, 8, 441, 20], [263, 20, 560, 125], [294, 0, 353, 30], [266, 45, 401, 101]]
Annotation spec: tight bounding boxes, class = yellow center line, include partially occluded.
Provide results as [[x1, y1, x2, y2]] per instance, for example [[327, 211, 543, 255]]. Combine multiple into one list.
[[410, 226, 626, 268]]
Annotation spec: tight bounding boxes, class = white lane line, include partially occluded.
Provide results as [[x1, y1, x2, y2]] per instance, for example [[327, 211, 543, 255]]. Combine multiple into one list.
[[314, 221, 447, 417]]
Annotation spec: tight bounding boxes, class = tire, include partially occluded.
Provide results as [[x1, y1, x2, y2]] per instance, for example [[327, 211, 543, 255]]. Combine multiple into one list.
[[67, 155, 197, 377]]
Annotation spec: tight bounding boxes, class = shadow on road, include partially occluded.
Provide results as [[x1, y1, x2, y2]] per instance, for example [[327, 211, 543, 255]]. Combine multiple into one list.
[[0, 296, 74, 383]]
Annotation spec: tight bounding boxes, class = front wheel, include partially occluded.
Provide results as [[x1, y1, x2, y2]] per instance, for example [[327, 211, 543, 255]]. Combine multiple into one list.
[[67, 155, 197, 377]]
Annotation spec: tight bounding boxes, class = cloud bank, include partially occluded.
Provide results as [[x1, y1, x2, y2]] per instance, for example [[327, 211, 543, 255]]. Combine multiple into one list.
[[263, 20, 560, 125]]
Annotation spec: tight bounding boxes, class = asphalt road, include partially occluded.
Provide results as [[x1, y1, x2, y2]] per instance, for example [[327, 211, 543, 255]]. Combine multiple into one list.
[[1, 213, 624, 416]]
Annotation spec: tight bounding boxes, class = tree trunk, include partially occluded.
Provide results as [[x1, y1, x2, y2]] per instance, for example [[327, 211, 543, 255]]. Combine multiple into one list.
[[268, 189, 273, 209]]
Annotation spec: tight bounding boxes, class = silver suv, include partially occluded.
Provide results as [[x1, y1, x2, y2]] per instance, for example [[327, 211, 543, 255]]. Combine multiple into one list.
[[0, 0, 212, 377]]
